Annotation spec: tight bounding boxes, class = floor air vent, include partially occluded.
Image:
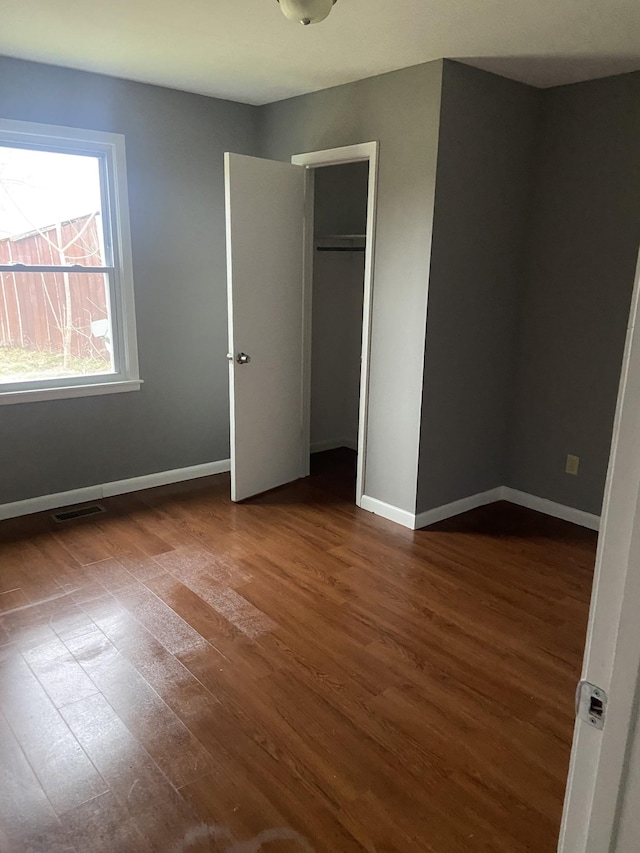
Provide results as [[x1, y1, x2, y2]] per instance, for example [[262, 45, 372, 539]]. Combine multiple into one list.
[[52, 504, 106, 523]]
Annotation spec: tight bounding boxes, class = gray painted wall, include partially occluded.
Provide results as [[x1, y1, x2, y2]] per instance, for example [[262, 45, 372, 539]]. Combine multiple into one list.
[[313, 161, 369, 237], [311, 163, 368, 451], [311, 252, 365, 450], [417, 61, 540, 513], [508, 72, 640, 515], [259, 61, 444, 514], [0, 56, 258, 504]]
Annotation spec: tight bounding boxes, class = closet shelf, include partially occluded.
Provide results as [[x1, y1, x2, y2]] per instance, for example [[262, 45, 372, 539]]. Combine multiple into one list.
[[316, 234, 366, 252]]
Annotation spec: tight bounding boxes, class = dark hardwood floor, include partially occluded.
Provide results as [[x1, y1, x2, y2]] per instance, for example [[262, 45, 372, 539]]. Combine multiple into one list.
[[0, 450, 596, 852]]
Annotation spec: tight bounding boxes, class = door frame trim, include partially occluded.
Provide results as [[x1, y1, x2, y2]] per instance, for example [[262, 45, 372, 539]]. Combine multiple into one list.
[[292, 141, 379, 507]]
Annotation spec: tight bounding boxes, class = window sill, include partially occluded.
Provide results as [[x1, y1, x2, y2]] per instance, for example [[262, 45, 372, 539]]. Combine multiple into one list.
[[0, 379, 143, 406]]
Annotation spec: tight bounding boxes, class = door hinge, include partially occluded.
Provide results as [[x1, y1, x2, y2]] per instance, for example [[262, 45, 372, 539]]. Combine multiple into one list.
[[576, 681, 607, 730]]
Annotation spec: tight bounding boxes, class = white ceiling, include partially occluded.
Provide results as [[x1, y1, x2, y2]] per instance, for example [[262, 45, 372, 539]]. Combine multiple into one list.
[[2, 0, 640, 105]]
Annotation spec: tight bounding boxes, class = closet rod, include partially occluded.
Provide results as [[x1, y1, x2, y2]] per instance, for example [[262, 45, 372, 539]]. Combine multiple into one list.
[[316, 246, 366, 252]]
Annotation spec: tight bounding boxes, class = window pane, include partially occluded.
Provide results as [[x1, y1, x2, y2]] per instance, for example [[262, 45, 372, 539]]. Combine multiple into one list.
[[0, 272, 114, 384], [0, 146, 106, 266]]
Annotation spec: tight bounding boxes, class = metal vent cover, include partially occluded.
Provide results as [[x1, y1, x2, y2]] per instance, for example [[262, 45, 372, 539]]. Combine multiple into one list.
[[52, 504, 106, 523]]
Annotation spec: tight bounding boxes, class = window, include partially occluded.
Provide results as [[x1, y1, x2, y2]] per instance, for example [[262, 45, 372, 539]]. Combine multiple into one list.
[[0, 119, 140, 404]]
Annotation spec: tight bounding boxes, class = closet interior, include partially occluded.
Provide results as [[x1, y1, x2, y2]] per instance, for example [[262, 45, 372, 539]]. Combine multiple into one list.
[[310, 161, 369, 495]]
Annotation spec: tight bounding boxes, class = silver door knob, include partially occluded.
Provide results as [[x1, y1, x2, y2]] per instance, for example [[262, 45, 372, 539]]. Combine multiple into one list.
[[228, 352, 251, 365]]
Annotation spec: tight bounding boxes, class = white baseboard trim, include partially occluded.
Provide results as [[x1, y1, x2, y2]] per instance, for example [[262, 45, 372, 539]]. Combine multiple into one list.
[[414, 487, 504, 530], [361, 485, 600, 532], [1, 463, 601, 534], [311, 439, 358, 453], [0, 459, 231, 522], [501, 487, 600, 531], [360, 495, 416, 529]]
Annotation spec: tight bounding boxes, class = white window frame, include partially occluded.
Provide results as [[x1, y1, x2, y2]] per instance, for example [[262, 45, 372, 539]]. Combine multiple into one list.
[[0, 118, 140, 405]]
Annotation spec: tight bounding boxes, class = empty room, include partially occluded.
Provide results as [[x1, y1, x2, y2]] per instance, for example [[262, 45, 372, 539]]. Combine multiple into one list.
[[1, 2, 640, 851]]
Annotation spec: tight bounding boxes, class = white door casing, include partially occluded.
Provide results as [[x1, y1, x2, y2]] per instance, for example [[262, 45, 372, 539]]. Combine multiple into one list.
[[224, 153, 306, 502]]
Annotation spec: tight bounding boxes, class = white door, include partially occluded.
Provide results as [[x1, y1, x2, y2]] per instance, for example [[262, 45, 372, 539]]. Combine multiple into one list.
[[224, 153, 306, 502], [560, 251, 640, 852]]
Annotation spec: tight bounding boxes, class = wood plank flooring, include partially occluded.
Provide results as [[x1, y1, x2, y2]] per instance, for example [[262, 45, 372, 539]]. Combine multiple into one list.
[[0, 450, 596, 852]]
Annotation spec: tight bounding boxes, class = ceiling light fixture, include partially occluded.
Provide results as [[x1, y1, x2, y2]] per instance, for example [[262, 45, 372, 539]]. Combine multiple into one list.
[[277, 0, 338, 26]]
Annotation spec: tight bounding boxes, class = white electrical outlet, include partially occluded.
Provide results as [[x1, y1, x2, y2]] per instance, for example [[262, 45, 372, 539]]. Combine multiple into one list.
[[566, 454, 580, 476]]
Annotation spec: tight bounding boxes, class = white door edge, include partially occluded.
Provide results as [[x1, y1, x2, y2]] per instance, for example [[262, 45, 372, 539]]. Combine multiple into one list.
[[223, 153, 239, 499], [292, 141, 379, 508], [560, 245, 640, 852]]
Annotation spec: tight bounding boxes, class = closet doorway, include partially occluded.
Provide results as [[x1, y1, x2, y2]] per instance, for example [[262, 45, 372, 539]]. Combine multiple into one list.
[[308, 162, 368, 499], [293, 143, 378, 508]]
